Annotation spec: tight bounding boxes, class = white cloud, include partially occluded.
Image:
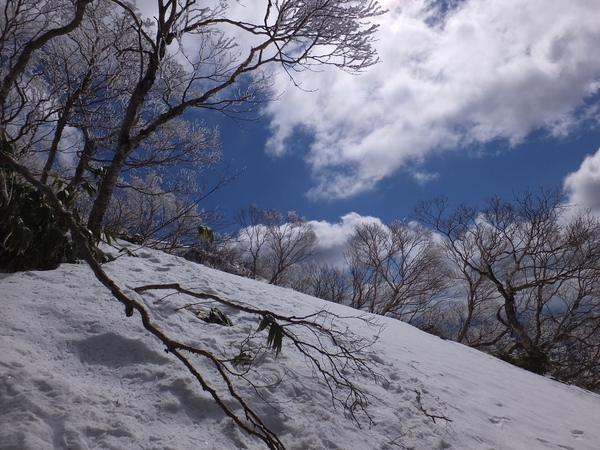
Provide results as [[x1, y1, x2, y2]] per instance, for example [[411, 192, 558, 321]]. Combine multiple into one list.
[[413, 170, 439, 185], [564, 148, 600, 214], [264, 0, 600, 200], [308, 213, 383, 266]]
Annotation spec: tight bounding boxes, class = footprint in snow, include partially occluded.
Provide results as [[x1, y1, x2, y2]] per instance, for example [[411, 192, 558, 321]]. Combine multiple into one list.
[[571, 430, 585, 440], [488, 416, 511, 429]]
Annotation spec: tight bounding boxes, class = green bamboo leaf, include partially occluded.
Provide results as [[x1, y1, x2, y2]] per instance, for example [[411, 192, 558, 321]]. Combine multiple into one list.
[[266, 320, 284, 355], [258, 316, 270, 332], [198, 307, 232, 326]]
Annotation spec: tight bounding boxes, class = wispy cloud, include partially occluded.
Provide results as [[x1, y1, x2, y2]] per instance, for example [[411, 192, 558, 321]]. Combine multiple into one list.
[[265, 0, 600, 200]]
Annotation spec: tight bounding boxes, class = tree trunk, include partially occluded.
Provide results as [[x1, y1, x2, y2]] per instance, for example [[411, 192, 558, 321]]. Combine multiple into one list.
[[69, 128, 95, 188], [502, 291, 549, 374], [87, 151, 127, 231], [456, 284, 476, 343], [41, 107, 71, 184]]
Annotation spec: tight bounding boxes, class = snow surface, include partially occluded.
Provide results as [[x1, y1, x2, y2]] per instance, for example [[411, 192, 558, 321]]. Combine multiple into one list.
[[1, 243, 600, 450]]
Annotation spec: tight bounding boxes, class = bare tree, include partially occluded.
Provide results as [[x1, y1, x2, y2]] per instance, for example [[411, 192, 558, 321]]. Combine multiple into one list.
[[263, 210, 319, 286], [235, 204, 271, 279], [440, 225, 507, 346], [290, 261, 351, 304], [345, 254, 383, 312], [415, 188, 600, 383], [86, 0, 382, 231], [345, 221, 449, 323], [181, 232, 250, 277], [101, 172, 200, 249], [1, 0, 384, 236], [235, 206, 319, 286], [0, 0, 224, 251], [97, 164, 239, 251], [0, 0, 93, 110]]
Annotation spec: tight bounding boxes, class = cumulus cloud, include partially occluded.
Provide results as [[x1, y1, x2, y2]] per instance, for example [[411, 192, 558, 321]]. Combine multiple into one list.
[[308, 213, 383, 266], [264, 0, 600, 200], [564, 148, 600, 214]]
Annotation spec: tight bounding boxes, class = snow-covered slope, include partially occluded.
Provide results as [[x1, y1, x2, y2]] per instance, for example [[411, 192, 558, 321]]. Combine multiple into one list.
[[1, 244, 599, 449]]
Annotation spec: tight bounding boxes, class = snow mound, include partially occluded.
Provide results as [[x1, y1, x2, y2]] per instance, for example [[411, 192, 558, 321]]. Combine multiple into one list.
[[1, 243, 600, 449]]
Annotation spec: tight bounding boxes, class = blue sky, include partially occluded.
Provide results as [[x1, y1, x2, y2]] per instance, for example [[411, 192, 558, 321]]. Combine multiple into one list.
[[198, 0, 600, 236], [206, 113, 600, 227]]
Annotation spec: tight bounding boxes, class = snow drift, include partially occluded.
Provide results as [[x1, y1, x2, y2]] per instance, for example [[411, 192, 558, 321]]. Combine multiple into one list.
[[1, 243, 599, 449]]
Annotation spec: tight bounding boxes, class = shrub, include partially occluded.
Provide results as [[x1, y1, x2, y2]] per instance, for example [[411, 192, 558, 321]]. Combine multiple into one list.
[[0, 176, 78, 272], [0, 132, 106, 272]]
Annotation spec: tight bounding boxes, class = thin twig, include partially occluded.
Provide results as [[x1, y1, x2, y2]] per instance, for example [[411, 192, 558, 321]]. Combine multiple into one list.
[[414, 389, 452, 424]]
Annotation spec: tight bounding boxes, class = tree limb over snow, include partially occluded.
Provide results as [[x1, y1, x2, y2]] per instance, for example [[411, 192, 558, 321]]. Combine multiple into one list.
[[133, 282, 386, 426]]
